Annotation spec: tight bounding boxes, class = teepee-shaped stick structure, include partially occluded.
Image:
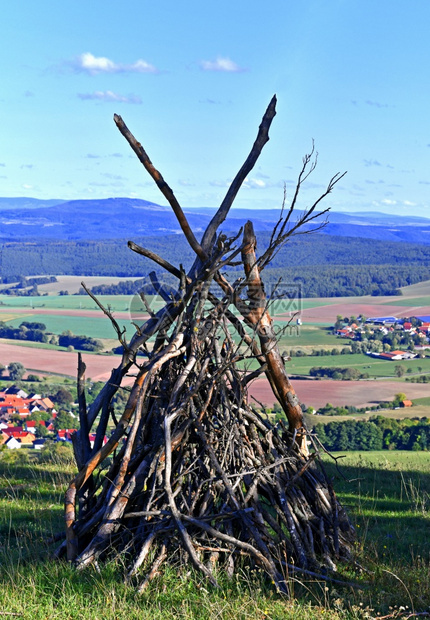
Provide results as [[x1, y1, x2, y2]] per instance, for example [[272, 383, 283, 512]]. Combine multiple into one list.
[[60, 96, 355, 595]]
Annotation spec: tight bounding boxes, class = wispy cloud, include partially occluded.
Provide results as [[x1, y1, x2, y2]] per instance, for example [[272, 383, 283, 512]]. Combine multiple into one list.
[[23, 90, 34, 97], [200, 56, 245, 72], [101, 173, 125, 180], [209, 179, 230, 188], [20, 164, 33, 169], [178, 179, 195, 187], [244, 178, 266, 189], [364, 159, 382, 167], [365, 100, 389, 108], [72, 52, 158, 75], [86, 154, 101, 159], [0, 163, 5, 167], [352, 99, 392, 108], [78, 91, 142, 104]]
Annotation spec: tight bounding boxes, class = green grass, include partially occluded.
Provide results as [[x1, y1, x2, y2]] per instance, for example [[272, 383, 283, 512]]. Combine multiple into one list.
[[276, 324, 341, 349], [0, 337, 72, 351], [1, 449, 429, 617], [7, 313, 132, 341], [412, 396, 430, 406], [400, 278, 430, 296], [381, 296, 430, 307], [0, 294, 133, 311], [284, 352, 430, 379], [306, 405, 430, 426]]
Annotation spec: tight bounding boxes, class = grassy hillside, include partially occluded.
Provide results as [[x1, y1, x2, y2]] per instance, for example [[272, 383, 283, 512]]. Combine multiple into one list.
[[0, 449, 429, 618]]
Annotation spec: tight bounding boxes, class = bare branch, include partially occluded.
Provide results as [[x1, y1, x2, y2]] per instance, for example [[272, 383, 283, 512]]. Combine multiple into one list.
[[200, 95, 277, 253], [114, 114, 207, 261]]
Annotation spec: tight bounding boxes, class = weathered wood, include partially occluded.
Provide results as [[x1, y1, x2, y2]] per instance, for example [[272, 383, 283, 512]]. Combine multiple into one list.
[[60, 98, 356, 594]]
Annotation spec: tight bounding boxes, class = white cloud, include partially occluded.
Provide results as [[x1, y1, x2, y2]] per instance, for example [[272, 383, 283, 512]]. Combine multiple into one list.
[[78, 91, 142, 104], [74, 52, 157, 75], [178, 179, 195, 187], [381, 199, 397, 205], [22, 184, 33, 189], [244, 178, 266, 189], [209, 179, 231, 188], [403, 200, 416, 206], [200, 56, 244, 72]]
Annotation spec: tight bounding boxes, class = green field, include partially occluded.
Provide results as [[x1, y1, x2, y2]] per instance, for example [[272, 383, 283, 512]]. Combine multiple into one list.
[[276, 323, 340, 349], [285, 352, 430, 378], [382, 296, 430, 307], [1, 449, 429, 618], [0, 294, 132, 311], [7, 313, 133, 341], [307, 404, 430, 426], [400, 278, 430, 296]]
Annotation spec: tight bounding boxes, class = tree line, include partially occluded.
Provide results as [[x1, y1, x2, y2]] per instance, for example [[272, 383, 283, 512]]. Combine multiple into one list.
[[0, 321, 103, 352], [2, 233, 430, 297], [314, 416, 430, 451]]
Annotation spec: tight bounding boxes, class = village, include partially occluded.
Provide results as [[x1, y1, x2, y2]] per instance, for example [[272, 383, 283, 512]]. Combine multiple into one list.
[[0, 384, 107, 450], [335, 314, 430, 359]]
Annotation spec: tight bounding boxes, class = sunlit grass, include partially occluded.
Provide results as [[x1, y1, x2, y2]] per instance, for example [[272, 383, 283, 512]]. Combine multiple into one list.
[[0, 448, 429, 617]]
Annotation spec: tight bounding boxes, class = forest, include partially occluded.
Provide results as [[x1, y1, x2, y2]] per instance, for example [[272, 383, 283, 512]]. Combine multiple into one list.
[[2, 232, 430, 297], [314, 415, 430, 451]]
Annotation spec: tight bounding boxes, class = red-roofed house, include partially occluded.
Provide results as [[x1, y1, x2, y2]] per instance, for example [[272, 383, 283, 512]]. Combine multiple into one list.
[[4, 426, 24, 437], [56, 429, 77, 442], [89, 433, 108, 449]]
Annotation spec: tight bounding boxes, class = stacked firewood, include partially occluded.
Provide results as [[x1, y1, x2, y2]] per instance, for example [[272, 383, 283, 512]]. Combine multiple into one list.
[[58, 97, 355, 594]]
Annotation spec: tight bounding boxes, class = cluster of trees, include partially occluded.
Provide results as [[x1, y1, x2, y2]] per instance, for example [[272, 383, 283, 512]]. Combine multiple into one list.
[[309, 366, 369, 380], [308, 403, 366, 416], [0, 276, 57, 296], [58, 330, 103, 352], [353, 328, 423, 352], [315, 416, 430, 451], [87, 279, 160, 296], [407, 374, 430, 383], [285, 347, 353, 359], [312, 393, 409, 417], [0, 320, 104, 353], [0, 321, 48, 343], [3, 233, 430, 298]]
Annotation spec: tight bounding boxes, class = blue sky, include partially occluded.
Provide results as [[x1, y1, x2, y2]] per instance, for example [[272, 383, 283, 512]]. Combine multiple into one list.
[[1, 0, 430, 217]]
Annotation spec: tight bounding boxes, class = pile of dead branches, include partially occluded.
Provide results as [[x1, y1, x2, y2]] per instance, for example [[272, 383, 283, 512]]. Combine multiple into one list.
[[58, 96, 356, 595]]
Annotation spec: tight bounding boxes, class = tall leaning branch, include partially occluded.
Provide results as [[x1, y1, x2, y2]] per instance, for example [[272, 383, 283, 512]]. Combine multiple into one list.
[[114, 114, 207, 262], [200, 95, 277, 254], [60, 99, 356, 592]]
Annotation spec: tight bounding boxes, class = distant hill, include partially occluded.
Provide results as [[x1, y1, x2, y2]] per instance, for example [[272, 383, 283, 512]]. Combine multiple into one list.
[[1, 197, 430, 244], [0, 197, 66, 210]]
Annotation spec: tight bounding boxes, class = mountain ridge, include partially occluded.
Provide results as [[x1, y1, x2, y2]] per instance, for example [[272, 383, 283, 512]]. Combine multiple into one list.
[[1, 197, 430, 245]]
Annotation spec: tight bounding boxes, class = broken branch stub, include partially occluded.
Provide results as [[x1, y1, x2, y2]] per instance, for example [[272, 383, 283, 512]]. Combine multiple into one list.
[[61, 98, 355, 593]]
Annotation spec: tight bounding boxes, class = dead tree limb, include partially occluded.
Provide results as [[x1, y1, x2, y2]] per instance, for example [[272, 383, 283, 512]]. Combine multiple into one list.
[[61, 96, 356, 594]]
